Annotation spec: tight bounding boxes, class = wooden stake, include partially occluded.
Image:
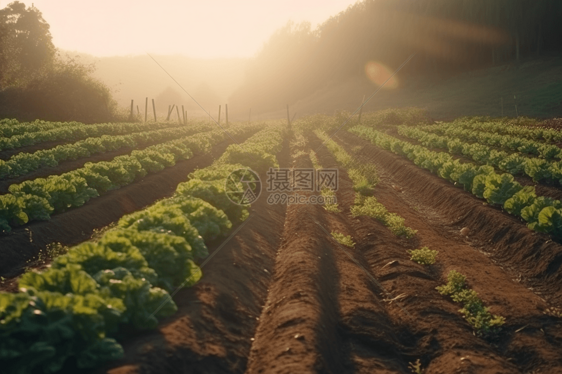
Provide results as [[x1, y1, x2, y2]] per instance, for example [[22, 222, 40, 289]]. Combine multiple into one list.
[[286, 104, 291, 128], [166, 104, 175, 121], [218, 105, 221, 125], [358, 94, 365, 124], [225, 104, 229, 126], [130, 100, 134, 120], [182, 105, 185, 125], [144, 97, 148, 122], [152, 99, 157, 122], [176, 105, 181, 125], [136, 105, 140, 117]]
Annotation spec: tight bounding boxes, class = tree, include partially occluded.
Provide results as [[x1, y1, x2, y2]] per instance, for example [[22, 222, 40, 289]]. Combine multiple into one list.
[[0, 1, 55, 88]]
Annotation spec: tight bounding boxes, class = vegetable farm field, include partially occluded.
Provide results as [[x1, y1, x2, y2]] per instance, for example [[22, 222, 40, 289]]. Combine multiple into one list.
[[1, 109, 562, 374]]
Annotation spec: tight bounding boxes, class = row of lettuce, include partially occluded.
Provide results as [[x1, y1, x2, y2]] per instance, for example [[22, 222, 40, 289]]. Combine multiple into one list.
[[434, 117, 562, 143], [0, 124, 285, 374], [398, 126, 562, 185], [351, 126, 562, 237], [0, 122, 215, 179], [312, 129, 417, 238], [0, 120, 187, 152], [406, 124, 562, 160], [0, 123, 260, 233], [0, 119, 101, 138]]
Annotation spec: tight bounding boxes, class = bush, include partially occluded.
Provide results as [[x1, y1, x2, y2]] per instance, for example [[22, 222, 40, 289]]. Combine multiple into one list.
[[0, 58, 119, 123]]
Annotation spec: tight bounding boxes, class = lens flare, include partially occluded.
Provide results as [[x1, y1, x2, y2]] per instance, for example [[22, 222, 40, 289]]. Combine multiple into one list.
[[365, 61, 398, 89]]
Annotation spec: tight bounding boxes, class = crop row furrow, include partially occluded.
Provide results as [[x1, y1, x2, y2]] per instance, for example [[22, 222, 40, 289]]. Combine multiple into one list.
[[0, 122, 214, 180], [0, 123, 286, 373], [351, 125, 562, 238]]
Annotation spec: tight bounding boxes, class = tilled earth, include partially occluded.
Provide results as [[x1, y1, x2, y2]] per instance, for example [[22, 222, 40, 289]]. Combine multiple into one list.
[[5, 128, 562, 373]]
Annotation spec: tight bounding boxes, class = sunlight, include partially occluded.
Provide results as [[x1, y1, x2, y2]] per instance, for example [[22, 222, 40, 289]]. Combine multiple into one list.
[[364, 61, 399, 89]]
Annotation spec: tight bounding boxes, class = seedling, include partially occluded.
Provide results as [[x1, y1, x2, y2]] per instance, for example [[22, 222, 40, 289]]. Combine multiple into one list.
[[331, 232, 355, 248], [437, 270, 505, 336], [408, 359, 423, 374], [408, 247, 438, 265], [544, 307, 562, 318], [321, 187, 340, 213]]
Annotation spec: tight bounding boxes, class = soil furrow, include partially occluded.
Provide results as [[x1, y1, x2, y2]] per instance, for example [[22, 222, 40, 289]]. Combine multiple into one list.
[[326, 129, 562, 372], [94, 134, 293, 374], [310, 132, 526, 373], [0, 134, 251, 278], [246, 148, 349, 374], [340, 130, 562, 305]]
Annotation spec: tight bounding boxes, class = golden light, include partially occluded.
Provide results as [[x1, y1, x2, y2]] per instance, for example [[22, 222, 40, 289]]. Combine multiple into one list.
[[365, 61, 399, 89]]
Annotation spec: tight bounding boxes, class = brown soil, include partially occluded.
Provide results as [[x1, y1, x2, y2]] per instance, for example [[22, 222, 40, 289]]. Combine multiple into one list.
[[91, 138, 292, 374], [328, 131, 562, 373], [0, 136, 247, 278]]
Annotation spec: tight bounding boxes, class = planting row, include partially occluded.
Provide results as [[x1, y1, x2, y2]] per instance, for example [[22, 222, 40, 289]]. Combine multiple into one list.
[[398, 126, 562, 185], [0, 124, 286, 374], [351, 126, 562, 238], [438, 117, 562, 142], [0, 122, 213, 180], [0, 119, 100, 138], [407, 124, 562, 160], [0, 123, 260, 233], [312, 129, 416, 238], [0, 120, 186, 153]]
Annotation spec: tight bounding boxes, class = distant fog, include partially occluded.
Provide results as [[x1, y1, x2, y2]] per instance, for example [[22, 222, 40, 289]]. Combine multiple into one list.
[[61, 52, 247, 119]]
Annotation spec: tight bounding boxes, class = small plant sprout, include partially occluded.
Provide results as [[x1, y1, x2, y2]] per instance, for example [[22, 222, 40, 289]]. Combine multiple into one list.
[[408, 359, 423, 374], [408, 247, 438, 265], [544, 307, 562, 318], [321, 187, 340, 212], [437, 270, 505, 336], [331, 232, 355, 248]]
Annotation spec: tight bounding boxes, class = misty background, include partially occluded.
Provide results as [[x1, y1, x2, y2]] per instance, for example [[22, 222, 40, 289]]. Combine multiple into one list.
[[1, 0, 561, 123]]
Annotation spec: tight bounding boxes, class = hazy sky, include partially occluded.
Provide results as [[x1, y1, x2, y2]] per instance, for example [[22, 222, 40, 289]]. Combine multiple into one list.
[[17, 0, 358, 58]]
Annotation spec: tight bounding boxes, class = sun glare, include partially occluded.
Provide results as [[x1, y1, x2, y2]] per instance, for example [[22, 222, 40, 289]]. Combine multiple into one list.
[[365, 61, 399, 89]]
